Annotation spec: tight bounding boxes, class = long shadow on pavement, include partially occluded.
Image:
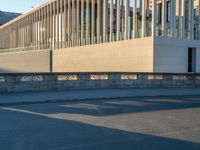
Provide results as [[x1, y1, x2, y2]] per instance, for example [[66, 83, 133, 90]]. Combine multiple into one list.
[[0, 105, 200, 150], [9, 95, 200, 117]]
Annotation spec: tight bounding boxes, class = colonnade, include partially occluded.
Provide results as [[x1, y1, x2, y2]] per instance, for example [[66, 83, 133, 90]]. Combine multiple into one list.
[[157, 0, 198, 39], [0, 0, 199, 51]]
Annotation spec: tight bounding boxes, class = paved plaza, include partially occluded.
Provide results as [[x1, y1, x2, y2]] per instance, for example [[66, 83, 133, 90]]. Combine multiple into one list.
[[0, 95, 200, 150]]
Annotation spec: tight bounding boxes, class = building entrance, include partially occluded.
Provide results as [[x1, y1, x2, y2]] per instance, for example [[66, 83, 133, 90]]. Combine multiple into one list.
[[188, 48, 197, 72]]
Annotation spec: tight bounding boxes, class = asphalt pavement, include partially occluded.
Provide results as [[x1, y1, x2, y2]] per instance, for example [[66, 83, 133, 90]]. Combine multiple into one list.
[[1, 88, 200, 106], [0, 95, 200, 150]]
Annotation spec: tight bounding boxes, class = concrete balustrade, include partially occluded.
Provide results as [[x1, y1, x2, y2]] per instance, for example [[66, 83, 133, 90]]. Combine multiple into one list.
[[0, 72, 200, 93]]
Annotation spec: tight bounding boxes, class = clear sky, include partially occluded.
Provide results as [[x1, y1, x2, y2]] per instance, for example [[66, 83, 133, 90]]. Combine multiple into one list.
[[0, 0, 47, 14]]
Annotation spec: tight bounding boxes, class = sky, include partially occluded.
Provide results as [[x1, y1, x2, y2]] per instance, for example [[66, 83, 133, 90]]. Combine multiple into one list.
[[0, 0, 47, 13]]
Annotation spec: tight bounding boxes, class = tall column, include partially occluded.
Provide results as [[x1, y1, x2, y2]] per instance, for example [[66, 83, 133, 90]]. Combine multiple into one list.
[[152, 0, 157, 37], [72, 0, 75, 43], [199, 0, 200, 40], [68, 0, 71, 46], [91, 0, 95, 43], [24, 17, 26, 47], [110, 0, 113, 41], [45, 6, 48, 46], [43, 7, 46, 47], [178, 0, 182, 38], [36, 12, 38, 49], [132, 0, 137, 38], [46, 6, 49, 47], [53, 2, 56, 49], [124, 0, 129, 39], [46, 6, 48, 46], [171, 0, 176, 38], [116, 0, 120, 40], [86, 0, 89, 44], [77, 0, 80, 43], [50, 3, 53, 49], [162, 0, 166, 37], [103, 0, 108, 42], [42, 8, 44, 47], [56, 0, 59, 49], [97, 0, 101, 42], [64, 0, 67, 47], [189, 0, 194, 40], [141, 0, 146, 38], [180, 0, 185, 39], [39, 9, 41, 49], [81, 0, 84, 43], [60, 0, 63, 48]]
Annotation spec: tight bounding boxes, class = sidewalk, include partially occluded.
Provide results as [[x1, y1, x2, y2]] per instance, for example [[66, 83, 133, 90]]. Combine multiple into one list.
[[1, 88, 200, 106]]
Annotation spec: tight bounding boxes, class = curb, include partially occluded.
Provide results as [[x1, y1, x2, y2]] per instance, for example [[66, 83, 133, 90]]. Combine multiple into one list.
[[1, 93, 200, 107]]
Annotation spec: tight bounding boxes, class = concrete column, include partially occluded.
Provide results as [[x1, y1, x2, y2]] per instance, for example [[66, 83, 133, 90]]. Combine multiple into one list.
[[74, 0, 77, 46], [86, 0, 89, 44], [39, 9, 43, 49], [91, 0, 95, 43], [39, 9, 41, 49], [141, 0, 146, 38], [46, 6, 48, 46], [124, 0, 129, 39], [24, 17, 26, 47], [60, 0, 63, 48], [72, 0, 75, 42], [56, 0, 59, 49], [64, 0, 67, 47], [36, 12, 38, 49], [171, 0, 176, 38], [152, 0, 157, 37], [46, 5, 48, 46], [178, 0, 182, 38], [199, 0, 200, 40], [189, 0, 194, 40], [53, 1, 56, 49], [180, 0, 185, 39], [132, 0, 137, 38], [103, 0, 108, 42], [97, 0, 101, 42], [25, 16, 27, 47], [81, 0, 85, 42], [116, 0, 120, 40], [68, 0, 71, 46], [50, 3, 53, 49], [77, 0, 80, 43], [44, 6, 46, 46], [162, 0, 166, 37], [110, 0, 113, 41]]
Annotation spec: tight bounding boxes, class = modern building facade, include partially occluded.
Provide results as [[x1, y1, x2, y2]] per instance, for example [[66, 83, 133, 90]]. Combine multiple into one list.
[[0, 0, 200, 73]]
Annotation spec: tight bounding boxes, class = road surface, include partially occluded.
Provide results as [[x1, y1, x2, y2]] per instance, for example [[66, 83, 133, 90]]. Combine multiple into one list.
[[0, 95, 200, 150]]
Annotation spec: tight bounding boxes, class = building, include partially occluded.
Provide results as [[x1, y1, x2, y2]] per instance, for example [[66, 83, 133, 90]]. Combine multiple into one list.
[[0, 11, 21, 26], [0, 0, 200, 73]]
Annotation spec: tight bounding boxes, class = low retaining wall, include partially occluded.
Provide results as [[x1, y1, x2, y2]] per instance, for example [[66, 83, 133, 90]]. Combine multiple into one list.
[[0, 72, 200, 93]]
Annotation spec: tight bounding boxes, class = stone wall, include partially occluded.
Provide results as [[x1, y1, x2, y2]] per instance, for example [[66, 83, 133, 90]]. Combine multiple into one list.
[[53, 38, 154, 72], [0, 72, 200, 93], [0, 50, 51, 73]]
